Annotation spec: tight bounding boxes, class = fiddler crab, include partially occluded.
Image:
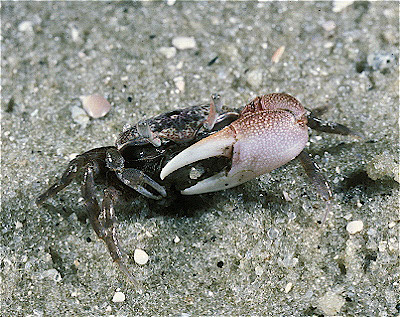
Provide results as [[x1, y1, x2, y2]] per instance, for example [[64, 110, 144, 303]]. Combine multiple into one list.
[[36, 93, 358, 283]]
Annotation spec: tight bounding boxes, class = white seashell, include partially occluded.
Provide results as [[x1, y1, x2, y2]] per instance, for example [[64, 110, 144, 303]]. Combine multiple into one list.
[[80, 94, 111, 118]]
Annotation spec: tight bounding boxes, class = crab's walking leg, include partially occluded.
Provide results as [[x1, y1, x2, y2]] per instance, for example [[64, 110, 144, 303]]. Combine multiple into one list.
[[81, 163, 139, 287], [307, 111, 362, 137], [297, 150, 332, 223], [36, 147, 116, 206], [36, 161, 79, 206], [36, 161, 78, 206]]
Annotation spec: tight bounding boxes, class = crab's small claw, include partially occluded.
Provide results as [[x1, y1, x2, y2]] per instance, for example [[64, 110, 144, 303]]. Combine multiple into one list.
[[160, 93, 310, 194]]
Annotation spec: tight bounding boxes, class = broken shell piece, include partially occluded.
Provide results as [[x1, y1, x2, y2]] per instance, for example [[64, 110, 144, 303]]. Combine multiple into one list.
[[346, 220, 364, 234], [134, 249, 149, 265], [71, 106, 89, 127], [271, 46, 285, 63], [172, 36, 196, 50], [80, 94, 111, 118], [173, 76, 185, 93], [159, 46, 177, 58], [332, 0, 354, 12], [112, 291, 126, 303]]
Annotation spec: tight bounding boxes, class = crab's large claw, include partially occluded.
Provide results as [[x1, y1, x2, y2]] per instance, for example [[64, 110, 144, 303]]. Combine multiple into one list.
[[160, 93, 310, 194]]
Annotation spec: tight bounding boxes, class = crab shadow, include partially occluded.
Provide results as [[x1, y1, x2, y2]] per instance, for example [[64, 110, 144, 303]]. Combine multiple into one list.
[[132, 191, 226, 220]]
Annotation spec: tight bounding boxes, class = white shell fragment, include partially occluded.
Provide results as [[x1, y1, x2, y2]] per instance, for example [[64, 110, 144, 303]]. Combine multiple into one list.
[[271, 45, 285, 63], [80, 94, 111, 118], [246, 69, 263, 89], [318, 291, 345, 315], [71, 105, 90, 127], [366, 152, 399, 183], [189, 166, 204, 180], [321, 20, 336, 32], [112, 291, 126, 303], [159, 46, 177, 59], [284, 282, 293, 293], [18, 21, 33, 32], [134, 249, 149, 265], [173, 76, 185, 93], [332, 0, 354, 12], [172, 36, 196, 50], [346, 220, 364, 234], [39, 268, 62, 282]]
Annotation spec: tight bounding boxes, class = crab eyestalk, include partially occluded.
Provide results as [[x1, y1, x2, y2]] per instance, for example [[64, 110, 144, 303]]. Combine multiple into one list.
[[136, 120, 162, 147], [160, 93, 309, 194], [203, 93, 223, 131]]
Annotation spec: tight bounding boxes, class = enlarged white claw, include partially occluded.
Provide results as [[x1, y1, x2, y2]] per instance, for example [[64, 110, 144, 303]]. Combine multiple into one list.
[[181, 170, 256, 195], [161, 93, 310, 195], [160, 127, 235, 180]]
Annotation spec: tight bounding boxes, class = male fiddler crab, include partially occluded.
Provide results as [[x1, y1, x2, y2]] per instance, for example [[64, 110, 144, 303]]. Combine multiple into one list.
[[36, 93, 359, 284]]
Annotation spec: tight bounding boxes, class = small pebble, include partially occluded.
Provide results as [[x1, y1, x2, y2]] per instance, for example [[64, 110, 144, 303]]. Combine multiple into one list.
[[246, 69, 263, 89], [324, 41, 334, 49], [134, 249, 149, 265], [367, 52, 396, 71], [176, 61, 184, 70], [378, 241, 387, 252], [344, 213, 352, 220], [18, 21, 33, 32], [318, 291, 345, 315], [80, 94, 111, 118], [112, 291, 126, 303], [346, 220, 364, 234], [159, 46, 177, 58], [332, 0, 354, 12], [366, 152, 399, 183], [255, 265, 264, 276], [382, 30, 397, 44], [267, 228, 279, 239], [172, 36, 196, 50], [40, 268, 62, 282], [388, 221, 396, 229], [284, 282, 293, 293], [15, 221, 23, 229], [321, 20, 336, 32], [189, 166, 204, 179], [70, 27, 80, 42], [173, 76, 185, 93], [282, 191, 292, 202], [174, 236, 181, 243]]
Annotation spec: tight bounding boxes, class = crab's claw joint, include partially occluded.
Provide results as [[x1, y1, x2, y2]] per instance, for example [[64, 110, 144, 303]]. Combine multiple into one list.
[[160, 93, 310, 195]]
